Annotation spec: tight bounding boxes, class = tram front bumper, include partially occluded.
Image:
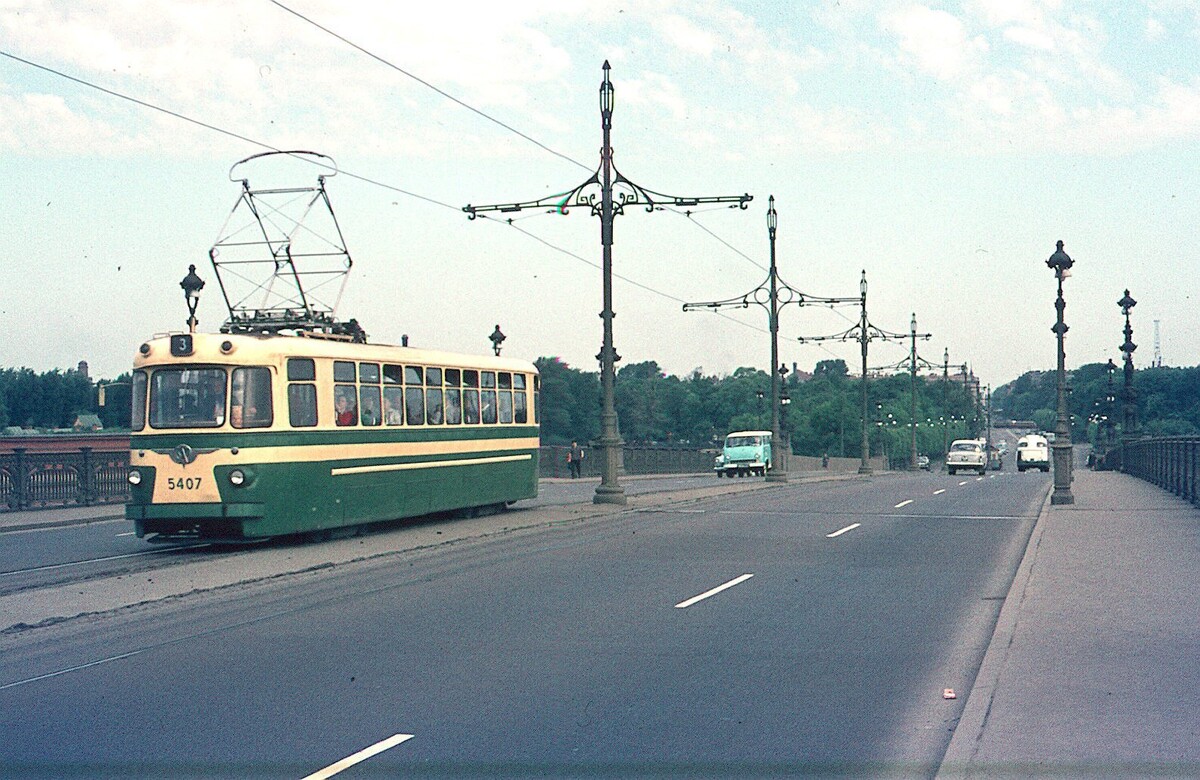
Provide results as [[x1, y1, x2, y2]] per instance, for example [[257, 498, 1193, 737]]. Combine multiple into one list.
[[128, 502, 265, 540]]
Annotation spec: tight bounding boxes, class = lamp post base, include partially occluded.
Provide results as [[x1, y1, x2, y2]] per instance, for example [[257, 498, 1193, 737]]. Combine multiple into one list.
[[1051, 441, 1074, 504], [1050, 489, 1075, 505], [593, 485, 627, 505]]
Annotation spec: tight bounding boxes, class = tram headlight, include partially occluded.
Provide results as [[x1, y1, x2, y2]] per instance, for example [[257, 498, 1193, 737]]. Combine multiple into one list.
[[128, 469, 142, 486], [229, 469, 246, 486]]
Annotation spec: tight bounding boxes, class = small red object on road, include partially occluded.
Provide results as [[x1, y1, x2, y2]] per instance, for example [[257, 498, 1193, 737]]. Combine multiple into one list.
[[943, 688, 957, 699]]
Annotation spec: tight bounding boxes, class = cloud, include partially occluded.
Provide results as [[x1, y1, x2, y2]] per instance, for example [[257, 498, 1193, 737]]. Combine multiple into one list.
[[882, 5, 988, 83]]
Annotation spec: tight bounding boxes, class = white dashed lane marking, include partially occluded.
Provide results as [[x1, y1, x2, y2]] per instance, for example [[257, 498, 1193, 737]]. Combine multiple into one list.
[[675, 574, 754, 609]]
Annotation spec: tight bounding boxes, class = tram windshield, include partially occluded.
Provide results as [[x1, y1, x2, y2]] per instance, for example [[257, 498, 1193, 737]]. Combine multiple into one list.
[[148, 368, 228, 428]]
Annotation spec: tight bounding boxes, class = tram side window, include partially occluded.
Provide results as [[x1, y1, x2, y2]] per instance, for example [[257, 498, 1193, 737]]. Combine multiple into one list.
[[462, 370, 480, 424], [287, 358, 317, 428], [131, 370, 147, 431], [288, 358, 316, 381], [444, 368, 462, 425], [426, 388, 444, 424], [463, 388, 480, 424], [445, 387, 462, 425], [425, 367, 443, 425], [231, 367, 273, 428], [334, 384, 358, 426], [334, 361, 357, 383], [289, 384, 318, 427], [360, 385, 382, 426], [513, 373, 528, 424], [383, 386, 404, 425], [383, 364, 403, 384], [498, 372, 513, 424], [499, 389, 514, 423], [481, 389, 498, 424], [405, 386, 425, 426], [533, 375, 539, 424]]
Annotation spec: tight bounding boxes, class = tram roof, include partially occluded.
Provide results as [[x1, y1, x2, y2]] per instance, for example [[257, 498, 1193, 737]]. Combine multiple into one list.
[[134, 331, 538, 373]]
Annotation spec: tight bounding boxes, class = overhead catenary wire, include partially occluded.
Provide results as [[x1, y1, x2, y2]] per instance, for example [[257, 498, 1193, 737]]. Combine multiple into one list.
[[0, 41, 840, 362], [265, 0, 867, 360], [0, 48, 751, 325], [266, 0, 593, 175]]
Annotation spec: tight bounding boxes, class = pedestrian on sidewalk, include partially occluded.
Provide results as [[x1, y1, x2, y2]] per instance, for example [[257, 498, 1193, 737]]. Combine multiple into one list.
[[567, 441, 584, 478]]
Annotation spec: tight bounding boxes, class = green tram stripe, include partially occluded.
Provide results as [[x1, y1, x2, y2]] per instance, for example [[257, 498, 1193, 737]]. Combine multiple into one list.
[[130, 425, 538, 449], [332, 453, 532, 476]]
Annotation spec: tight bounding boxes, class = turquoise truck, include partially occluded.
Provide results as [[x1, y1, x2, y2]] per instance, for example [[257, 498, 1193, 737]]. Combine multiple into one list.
[[714, 430, 772, 477]]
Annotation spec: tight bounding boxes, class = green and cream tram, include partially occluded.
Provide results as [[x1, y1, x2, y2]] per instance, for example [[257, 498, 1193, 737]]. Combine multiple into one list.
[[126, 332, 539, 541]]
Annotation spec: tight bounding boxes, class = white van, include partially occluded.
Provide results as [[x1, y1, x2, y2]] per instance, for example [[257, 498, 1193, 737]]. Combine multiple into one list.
[[1016, 434, 1051, 473]]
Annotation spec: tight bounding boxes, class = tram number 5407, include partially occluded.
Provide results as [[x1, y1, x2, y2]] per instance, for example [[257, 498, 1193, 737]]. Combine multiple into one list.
[[167, 477, 203, 490]]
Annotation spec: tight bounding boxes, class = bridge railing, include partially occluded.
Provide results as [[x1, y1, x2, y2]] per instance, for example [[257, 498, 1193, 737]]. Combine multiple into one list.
[[1108, 437, 1200, 506], [1, 443, 132, 511]]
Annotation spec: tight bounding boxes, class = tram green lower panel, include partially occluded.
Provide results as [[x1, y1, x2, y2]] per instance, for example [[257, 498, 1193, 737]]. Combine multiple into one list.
[[230, 454, 537, 538]]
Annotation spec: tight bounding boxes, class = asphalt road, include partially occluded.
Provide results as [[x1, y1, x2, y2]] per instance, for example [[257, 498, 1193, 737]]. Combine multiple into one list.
[[0, 477, 714, 597], [1, 469, 1050, 778]]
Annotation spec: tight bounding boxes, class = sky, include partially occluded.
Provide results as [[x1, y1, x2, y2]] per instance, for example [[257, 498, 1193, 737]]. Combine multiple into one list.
[[2, 0, 1199, 393]]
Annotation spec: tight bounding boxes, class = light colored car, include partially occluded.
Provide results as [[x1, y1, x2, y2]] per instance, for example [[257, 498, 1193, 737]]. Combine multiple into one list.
[[1016, 434, 1051, 473], [946, 439, 986, 475], [715, 430, 772, 477]]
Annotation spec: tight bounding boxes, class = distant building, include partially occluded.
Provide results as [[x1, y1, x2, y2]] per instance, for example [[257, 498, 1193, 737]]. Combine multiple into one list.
[[73, 414, 103, 431], [789, 363, 813, 383], [75, 361, 89, 378]]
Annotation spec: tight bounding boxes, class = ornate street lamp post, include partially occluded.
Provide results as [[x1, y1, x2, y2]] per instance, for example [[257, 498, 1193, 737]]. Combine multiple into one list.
[[1046, 240, 1074, 505], [684, 197, 856, 482], [180, 264, 205, 334], [1118, 289, 1139, 440], [907, 314, 933, 470], [1104, 357, 1117, 456], [794, 271, 912, 474], [465, 62, 750, 505], [857, 272, 870, 473]]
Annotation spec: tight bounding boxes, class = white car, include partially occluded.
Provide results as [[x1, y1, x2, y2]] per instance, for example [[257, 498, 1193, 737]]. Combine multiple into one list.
[[946, 439, 986, 475], [1016, 434, 1051, 473]]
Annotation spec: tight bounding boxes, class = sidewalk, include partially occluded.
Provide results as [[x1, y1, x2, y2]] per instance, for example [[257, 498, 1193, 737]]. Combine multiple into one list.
[[0, 503, 125, 533], [941, 467, 1200, 777]]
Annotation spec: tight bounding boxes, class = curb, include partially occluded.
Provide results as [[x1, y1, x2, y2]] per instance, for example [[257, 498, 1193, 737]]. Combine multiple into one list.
[[0, 513, 125, 534], [935, 483, 1054, 779]]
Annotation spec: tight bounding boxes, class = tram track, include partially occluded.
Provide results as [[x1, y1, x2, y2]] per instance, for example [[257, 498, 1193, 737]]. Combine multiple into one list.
[[0, 542, 226, 598]]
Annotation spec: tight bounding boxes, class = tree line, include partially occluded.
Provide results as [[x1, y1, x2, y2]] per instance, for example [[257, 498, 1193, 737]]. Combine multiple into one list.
[[538, 356, 984, 459], [0, 367, 132, 431], [5, 359, 1196, 456], [993, 363, 1200, 439]]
